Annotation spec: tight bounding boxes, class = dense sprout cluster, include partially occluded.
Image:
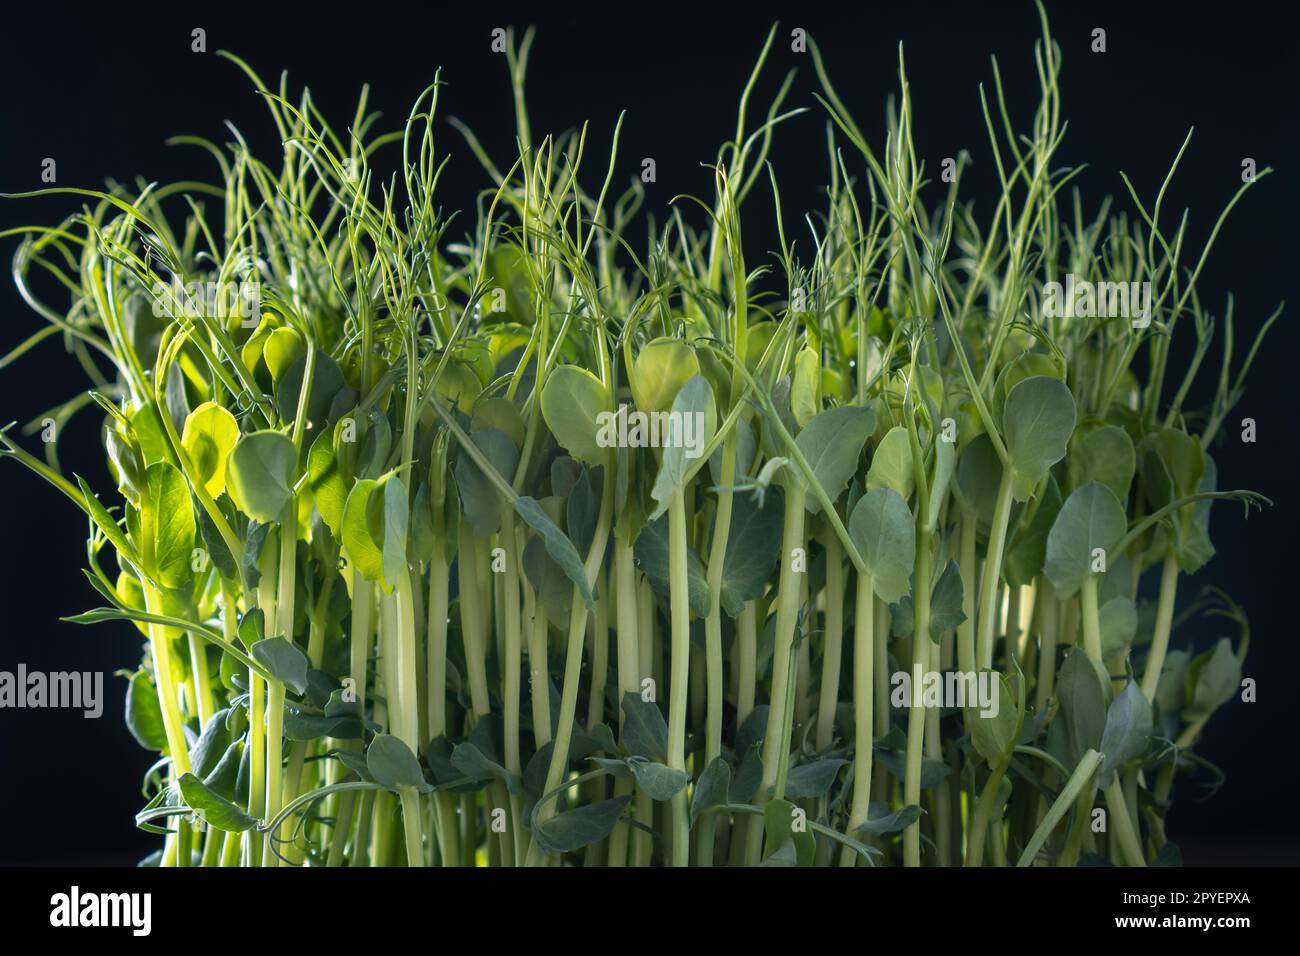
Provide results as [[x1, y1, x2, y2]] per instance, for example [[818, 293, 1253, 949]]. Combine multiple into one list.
[[0, 11, 1276, 867]]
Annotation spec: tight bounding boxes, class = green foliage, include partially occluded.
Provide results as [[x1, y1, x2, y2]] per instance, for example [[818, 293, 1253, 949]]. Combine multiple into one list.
[[0, 10, 1271, 870]]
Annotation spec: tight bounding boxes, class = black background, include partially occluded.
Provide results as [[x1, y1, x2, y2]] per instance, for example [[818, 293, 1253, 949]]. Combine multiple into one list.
[[0, 1, 1295, 864]]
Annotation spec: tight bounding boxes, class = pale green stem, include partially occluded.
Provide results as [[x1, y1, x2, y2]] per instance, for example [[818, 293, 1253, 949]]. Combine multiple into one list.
[[976, 468, 1016, 670], [666, 490, 691, 867], [747, 483, 807, 865], [840, 574, 874, 866], [815, 530, 845, 752], [698, 436, 738, 866], [1079, 575, 1104, 662], [965, 759, 1008, 867], [607, 539, 640, 867], [1105, 778, 1148, 866], [1017, 749, 1102, 866], [1035, 585, 1059, 712], [499, 513, 526, 863], [527, 593, 552, 746], [1139, 553, 1180, 703], [736, 602, 758, 726], [393, 566, 426, 866], [957, 514, 977, 677], [903, 528, 933, 867]]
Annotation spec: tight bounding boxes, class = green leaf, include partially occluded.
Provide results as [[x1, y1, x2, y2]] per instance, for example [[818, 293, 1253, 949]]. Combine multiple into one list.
[[761, 375, 800, 459], [928, 560, 968, 641], [1002, 376, 1076, 501], [633, 513, 710, 616], [531, 795, 631, 854], [262, 327, 303, 381], [75, 475, 143, 574], [759, 839, 798, 866], [196, 504, 238, 581], [709, 418, 756, 488], [967, 671, 1020, 765], [1185, 638, 1241, 721], [336, 748, 375, 783], [1099, 596, 1138, 661], [128, 401, 170, 466], [178, 772, 256, 832], [954, 432, 1002, 530], [781, 758, 847, 799], [380, 474, 410, 591], [1155, 650, 1192, 717], [848, 488, 916, 604], [794, 405, 875, 515], [274, 351, 346, 429], [341, 479, 384, 584], [855, 803, 922, 836], [586, 757, 633, 780], [732, 743, 764, 803], [240, 521, 270, 591], [891, 560, 966, 643], [125, 670, 167, 752], [866, 426, 915, 501], [514, 496, 596, 610], [927, 432, 956, 523], [735, 704, 768, 756], [620, 692, 668, 762], [180, 401, 239, 498], [141, 461, 196, 589], [251, 637, 309, 694], [1177, 455, 1217, 573], [284, 708, 362, 741], [1044, 481, 1127, 598], [1057, 648, 1109, 767], [630, 337, 700, 415], [448, 715, 518, 792], [1143, 427, 1205, 505], [238, 607, 265, 648], [690, 756, 732, 826], [650, 374, 717, 514], [522, 532, 574, 625], [454, 428, 518, 538], [189, 708, 232, 779], [1005, 475, 1064, 587], [628, 759, 690, 800], [541, 365, 611, 466], [566, 467, 598, 555], [225, 430, 297, 523], [718, 487, 784, 616], [367, 734, 433, 793], [874, 745, 951, 789], [472, 396, 526, 449], [763, 798, 816, 866], [354, 406, 393, 480], [106, 427, 146, 505], [1068, 424, 1136, 501], [307, 428, 348, 537], [451, 742, 522, 794], [409, 482, 434, 565], [1099, 681, 1153, 783], [790, 346, 821, 429], [203, 739, 244, 800]]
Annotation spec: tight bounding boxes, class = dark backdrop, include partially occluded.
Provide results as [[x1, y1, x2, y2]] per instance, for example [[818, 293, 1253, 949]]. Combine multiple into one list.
[[1, 1, 1294, 864]]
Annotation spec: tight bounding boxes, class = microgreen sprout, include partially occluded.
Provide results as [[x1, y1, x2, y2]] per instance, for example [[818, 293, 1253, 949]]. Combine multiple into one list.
[[0, 6, 1276, 867]]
